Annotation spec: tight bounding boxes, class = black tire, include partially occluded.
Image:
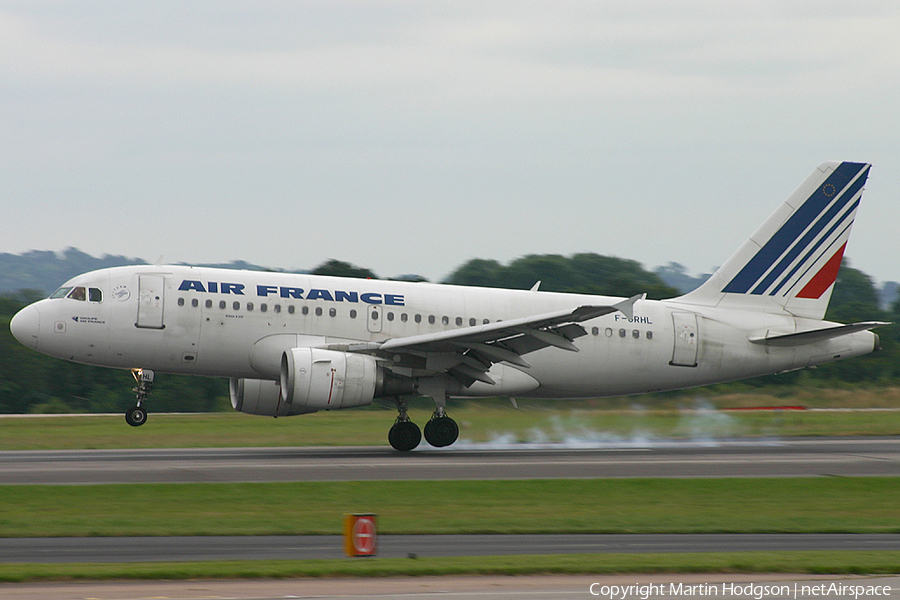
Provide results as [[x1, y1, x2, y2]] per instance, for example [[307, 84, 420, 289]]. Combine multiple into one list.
[[125, 406, 147, 427], [423, 416, 459, 448], [388, 421, 421, 451]]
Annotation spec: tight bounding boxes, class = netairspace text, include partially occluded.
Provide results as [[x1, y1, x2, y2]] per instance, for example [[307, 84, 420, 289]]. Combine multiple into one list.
[[589, 582, 894, 599]]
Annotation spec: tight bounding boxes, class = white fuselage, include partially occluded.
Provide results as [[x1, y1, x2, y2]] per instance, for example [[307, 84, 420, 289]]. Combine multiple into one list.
[[10, 264, 878, 400]]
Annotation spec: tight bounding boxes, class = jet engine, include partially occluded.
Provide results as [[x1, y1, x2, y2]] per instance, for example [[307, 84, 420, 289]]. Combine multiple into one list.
[[229, 377, 317, 417], [280, 348, 379, 410]]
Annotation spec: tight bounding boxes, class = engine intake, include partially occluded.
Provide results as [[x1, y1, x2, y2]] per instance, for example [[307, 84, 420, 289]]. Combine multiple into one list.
[[280, 348, 378, 410]]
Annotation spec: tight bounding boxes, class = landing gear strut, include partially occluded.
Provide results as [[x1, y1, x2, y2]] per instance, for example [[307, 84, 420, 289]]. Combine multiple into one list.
[[126, 368, 153, 427], [419, 381, 459, 448], [388, 397, 421, 452]]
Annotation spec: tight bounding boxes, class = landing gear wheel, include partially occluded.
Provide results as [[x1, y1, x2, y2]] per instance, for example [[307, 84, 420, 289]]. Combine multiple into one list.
[[424, 415, 459, 448], [388, 420, 422, 452], [125, 406, 147, 427]]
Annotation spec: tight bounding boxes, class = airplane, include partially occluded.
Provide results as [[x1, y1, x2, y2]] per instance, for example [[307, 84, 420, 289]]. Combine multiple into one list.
[[9, 161, 888, 451]]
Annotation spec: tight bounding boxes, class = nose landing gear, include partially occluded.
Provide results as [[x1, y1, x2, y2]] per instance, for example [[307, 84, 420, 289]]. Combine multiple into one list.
[[126, 368, 153, 427]]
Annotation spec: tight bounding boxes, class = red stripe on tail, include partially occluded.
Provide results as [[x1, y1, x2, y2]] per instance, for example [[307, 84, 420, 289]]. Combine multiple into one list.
[[796, 243, 846, 299]]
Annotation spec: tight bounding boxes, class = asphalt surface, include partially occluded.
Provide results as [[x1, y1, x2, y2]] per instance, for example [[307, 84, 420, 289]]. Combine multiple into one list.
[[1, 437, 899, 484], [1, 438, 898, 574], [2, 533, 900, 563], [3, 575, 898, 600]]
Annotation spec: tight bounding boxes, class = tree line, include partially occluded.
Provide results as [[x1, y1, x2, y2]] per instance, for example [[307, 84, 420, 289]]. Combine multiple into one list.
[[0, 253, 897, 414]]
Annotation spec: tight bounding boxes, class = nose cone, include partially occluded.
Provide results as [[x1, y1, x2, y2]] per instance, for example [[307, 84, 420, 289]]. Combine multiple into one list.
[[10, 304, 41, 350]]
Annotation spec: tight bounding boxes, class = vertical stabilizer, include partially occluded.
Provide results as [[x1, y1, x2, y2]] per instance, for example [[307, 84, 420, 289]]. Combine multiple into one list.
[[676, 161, 871, 319]]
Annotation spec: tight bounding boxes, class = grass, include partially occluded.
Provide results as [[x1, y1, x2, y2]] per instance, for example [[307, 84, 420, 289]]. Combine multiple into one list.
[[1, 400, 900, 450], [2, 551, 900, 582], [1, 478, 898, 537]]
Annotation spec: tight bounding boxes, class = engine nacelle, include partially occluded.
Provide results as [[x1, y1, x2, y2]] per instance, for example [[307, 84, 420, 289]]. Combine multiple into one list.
[[280, 348, 378, 410], [229, 377, 318, 417]]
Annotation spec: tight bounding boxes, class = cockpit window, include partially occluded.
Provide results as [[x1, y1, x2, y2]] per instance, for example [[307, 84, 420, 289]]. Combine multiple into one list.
[[50, 286, 102, 302], [50, 287, 73, 299]]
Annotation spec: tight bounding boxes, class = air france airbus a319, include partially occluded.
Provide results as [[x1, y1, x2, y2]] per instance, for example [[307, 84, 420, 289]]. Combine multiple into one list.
[[10, 162, 888, 450]]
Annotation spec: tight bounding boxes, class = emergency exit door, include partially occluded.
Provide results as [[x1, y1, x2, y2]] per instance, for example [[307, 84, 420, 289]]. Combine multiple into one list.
[[670, 312, 698, 367], [367, 304, 383, 333], [136, 274, 166, 329]]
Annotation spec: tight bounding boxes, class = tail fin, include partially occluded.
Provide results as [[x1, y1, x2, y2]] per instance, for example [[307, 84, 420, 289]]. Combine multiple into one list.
[[677, 161, 871, 320]]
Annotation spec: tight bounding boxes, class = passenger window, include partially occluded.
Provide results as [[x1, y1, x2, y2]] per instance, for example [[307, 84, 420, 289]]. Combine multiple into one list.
[[415, 314, 422, 323], [288, 305, 295, 314], [483, 319, 490, 324], [469, 318, 476, 326], [647, 331, 653, 340], [233, 301, 240, 310], [88, 288, 102, 302], [605, 328, 613, 337], [632, 330, 640, 339], [442, 316, 449, 325], [329, 308, 336, 317], [619, 329, 626, 338], [219, 300, 226, 310], [401, 313, 408, 323], [315, 307, 323, 316], [178, 298, 185, 307], [274, 305, 281, 313], [191, 298, 199, 308], [260, 304, 267, 313], [67, 287, 86, 301], [206, 300, 212, 309], [428, 315, 436, 325], [592, 327, 599, 336], [350, 309, 357, 318], [247, 302, 254, 311], [302, 306, 309, 315], [387, 312, 394, 321], [455, 317, 463, 326]]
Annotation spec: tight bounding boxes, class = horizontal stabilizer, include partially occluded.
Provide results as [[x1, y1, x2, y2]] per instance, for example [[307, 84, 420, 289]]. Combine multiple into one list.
[[749, 321, 889, 347]]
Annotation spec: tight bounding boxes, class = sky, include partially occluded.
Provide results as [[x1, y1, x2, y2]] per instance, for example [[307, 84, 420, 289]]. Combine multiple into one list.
[[2, 1, 899, 284]]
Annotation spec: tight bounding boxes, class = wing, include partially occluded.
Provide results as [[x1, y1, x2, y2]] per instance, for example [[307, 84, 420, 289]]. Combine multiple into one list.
[[331, 294, 644, 387]]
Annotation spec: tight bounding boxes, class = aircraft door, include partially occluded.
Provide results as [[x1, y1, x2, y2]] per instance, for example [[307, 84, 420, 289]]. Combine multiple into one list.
[[136, 274, 166, 329], [670, 312, 698, 367], [367, 304, 383, 333]]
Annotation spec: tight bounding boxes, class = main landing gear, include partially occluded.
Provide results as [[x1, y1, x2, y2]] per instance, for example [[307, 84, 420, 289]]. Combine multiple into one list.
[[387, 397, 460, 451], [388, 397, 421, 451], [125, 368, 154, 427]]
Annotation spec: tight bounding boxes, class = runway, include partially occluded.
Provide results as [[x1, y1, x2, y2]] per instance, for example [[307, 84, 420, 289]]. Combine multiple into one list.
[[1, 437, 898, 484], [3, 533, 900, 563], [4, 575, 899, 600], [2, 439, 899, 596]]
